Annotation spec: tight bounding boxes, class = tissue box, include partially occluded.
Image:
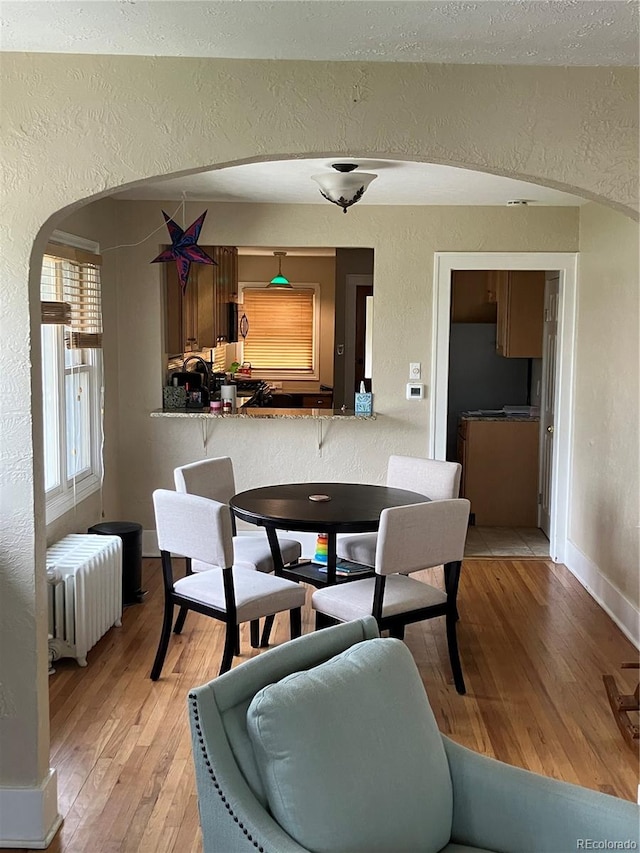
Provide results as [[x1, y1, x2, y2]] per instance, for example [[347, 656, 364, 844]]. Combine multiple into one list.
[[354, 392, 373, 416]]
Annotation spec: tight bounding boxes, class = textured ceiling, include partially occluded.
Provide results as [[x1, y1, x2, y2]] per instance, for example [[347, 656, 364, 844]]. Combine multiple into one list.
[[1, 1, 638, 66]]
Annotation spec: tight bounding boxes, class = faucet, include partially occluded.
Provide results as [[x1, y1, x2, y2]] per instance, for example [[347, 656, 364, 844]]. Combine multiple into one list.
[[182, 355, 211, 390]]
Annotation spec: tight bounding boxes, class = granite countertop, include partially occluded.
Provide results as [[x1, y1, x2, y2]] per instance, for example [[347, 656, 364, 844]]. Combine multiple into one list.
[[151, 407, 376, 420]]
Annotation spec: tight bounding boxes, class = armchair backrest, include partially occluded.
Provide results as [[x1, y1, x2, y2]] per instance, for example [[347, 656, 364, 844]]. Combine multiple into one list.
[[188, 618, 380, 852], [174, 456, 236, 505], [376, 498, 470, 575], [153, 488, 234, 569], [387, 455, 462, 501]]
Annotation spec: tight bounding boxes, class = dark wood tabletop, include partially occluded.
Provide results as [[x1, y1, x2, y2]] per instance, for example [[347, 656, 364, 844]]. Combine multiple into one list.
[[230, 482, 429, 534], [230, 482, 430, 586]]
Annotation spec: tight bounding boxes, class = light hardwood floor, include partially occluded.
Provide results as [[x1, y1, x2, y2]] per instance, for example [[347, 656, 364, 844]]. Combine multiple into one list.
[[29, 557, 639, 852]]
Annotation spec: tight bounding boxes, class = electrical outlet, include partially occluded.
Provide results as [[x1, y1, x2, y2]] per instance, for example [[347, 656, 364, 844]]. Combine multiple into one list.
[[409, 362, 421, 380]]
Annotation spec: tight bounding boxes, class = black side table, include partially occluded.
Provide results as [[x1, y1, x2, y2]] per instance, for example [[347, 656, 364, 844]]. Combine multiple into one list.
[[88, 521, 145, 606]]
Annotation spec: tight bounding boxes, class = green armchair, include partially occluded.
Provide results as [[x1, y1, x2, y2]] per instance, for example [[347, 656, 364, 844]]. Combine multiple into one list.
[[188, 617, 639, 853]]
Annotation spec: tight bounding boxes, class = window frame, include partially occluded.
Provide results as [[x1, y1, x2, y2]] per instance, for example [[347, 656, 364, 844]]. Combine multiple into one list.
[[41, 231, 104, 524], [238, 281, 320, 381]]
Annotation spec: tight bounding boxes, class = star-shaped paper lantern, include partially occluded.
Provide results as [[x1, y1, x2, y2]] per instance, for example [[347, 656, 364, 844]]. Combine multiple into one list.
[[151, 210, 216, 291]]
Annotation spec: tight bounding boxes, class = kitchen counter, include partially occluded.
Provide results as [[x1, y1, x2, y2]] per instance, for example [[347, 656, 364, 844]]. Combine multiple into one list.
[[151, 407, 375, 420]]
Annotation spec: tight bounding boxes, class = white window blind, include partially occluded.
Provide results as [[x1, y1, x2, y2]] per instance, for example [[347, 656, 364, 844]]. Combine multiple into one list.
[[41, 243, 103, 348], [40, 236, 104, 523], [242, 288, 314, 371]]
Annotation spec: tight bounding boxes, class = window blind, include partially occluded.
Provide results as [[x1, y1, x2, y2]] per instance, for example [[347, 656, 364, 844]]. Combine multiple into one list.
[[40, 245, 103, 348], [242, 288, 314, 371]]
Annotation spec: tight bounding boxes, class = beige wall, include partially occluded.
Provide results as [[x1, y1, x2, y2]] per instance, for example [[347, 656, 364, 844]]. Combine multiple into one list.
[[111, 200, 579, 530], [0, 50, 636, 832], [238, 254, 336, 386], [572, 204, 640, 607]]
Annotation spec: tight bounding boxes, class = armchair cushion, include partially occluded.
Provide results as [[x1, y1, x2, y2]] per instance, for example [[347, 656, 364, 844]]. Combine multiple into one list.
[[246, 637, 453, 853]]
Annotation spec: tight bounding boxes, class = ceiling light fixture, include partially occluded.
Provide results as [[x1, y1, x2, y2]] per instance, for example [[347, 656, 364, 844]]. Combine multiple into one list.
[[268, 251, 291, 288], [311, 163, 377, 213]]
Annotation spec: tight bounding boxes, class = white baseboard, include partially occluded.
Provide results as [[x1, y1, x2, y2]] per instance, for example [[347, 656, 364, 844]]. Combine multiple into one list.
[[564, 540, 640, 649], [0, 769, 62, 849]]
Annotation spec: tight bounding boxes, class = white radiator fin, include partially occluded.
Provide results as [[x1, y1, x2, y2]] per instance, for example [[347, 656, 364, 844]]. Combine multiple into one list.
[[47, 534, 123, 667]]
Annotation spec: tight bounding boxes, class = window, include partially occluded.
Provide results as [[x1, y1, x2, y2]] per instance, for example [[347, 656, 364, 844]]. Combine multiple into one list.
[[240, 285, 318, 377], [40, 233, 104, 522]]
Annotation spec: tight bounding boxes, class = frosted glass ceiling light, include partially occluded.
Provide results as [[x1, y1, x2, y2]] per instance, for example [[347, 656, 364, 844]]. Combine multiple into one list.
[[311, 163, 377, 213], [268, 251, 291, 288]]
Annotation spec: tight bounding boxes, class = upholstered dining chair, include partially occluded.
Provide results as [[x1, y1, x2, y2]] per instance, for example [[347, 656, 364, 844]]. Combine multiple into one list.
[[314, 498, 470, 693], [188, 617, 639, 853], [175, 457, 302, 648], [337, 455, 462, 567], [151, 489, 305, 680], [174, 457, 302, 571]]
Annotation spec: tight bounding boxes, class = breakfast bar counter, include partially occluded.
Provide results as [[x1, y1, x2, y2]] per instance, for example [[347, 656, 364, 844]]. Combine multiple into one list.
[[150, 407, 376, 420]]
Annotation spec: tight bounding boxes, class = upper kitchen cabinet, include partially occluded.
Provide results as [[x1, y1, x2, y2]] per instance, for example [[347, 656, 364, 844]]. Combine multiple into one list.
[[450, 270, 498, 323], [165, 246, 238, 354], [492, 270, 545, 358]]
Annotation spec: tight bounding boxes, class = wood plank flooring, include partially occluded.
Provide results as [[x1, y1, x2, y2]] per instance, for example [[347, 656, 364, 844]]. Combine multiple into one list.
[[20, 557, 639, 852]]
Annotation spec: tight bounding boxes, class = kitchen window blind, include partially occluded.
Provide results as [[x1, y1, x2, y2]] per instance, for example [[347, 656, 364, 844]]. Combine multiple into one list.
[[242, 288, 314, 371], [40, 244, 103, 348]]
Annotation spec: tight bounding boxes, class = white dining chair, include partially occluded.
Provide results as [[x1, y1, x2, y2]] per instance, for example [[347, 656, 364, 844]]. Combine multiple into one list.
[[151, 489, 306, 679], [313, 499, 471, 693], [174, 457, 302, 570], [174, 457, 303, 648], [337, 455, 462, 568]]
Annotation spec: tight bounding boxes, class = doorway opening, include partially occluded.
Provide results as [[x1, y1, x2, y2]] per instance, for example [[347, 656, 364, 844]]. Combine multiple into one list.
[[431, 253, 578, 565]]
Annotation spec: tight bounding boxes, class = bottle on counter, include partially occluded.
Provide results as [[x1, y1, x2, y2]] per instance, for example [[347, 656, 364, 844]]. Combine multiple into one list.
[[220, 378, 237, 413]]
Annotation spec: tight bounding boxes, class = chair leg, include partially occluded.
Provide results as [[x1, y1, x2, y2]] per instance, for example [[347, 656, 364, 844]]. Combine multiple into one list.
[[219, 622, 237, 676], [235, 625, 241, 656], [446, 611, 466, 695], [315, 611, 336, 631], [290, 607, 302, 639], [150, 599, 174, 681], [389, 624, 405, 640], [250, 619, 260, 648], [260, 613, 276, 647], [173, 606, 188, 634]]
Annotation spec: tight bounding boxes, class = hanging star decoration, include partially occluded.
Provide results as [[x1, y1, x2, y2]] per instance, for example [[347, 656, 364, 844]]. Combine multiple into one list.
[[151, 210, 216, 291]]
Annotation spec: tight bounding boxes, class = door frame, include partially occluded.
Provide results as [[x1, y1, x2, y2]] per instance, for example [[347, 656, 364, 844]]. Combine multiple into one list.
[[430, 252, 578, 564]]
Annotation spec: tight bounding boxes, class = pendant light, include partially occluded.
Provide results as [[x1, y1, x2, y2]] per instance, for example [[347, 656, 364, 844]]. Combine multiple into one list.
[[268, 251, 291, 288]]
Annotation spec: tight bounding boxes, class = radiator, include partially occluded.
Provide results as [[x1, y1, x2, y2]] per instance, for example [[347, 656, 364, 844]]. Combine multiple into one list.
[[46, 534, 123, 668]]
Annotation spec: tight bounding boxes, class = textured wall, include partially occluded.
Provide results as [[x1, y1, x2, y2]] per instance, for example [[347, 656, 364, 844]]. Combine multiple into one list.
[[0, 52, 635, 799], [573, 204, 639, 607]]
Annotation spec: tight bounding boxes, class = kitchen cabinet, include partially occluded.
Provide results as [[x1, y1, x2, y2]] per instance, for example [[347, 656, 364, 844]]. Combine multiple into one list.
[[450, 270, 497, 323], [493, 270, 545, 358], [458, 418, 540, 526], [165, 246, 238, 354]]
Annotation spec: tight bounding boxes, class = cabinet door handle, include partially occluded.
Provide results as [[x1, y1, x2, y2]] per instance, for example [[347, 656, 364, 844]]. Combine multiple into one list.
[[546, 425, 554, 434]]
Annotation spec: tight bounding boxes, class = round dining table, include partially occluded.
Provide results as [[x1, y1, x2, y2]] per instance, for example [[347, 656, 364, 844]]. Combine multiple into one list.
[[230, 482, 429, 586]]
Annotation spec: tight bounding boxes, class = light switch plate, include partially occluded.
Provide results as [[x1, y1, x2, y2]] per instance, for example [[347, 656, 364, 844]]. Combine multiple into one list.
[[409, 362, 421, 379]]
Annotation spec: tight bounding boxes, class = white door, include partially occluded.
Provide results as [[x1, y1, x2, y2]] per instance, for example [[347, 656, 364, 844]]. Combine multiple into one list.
[[538, 274, 559, 537]]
